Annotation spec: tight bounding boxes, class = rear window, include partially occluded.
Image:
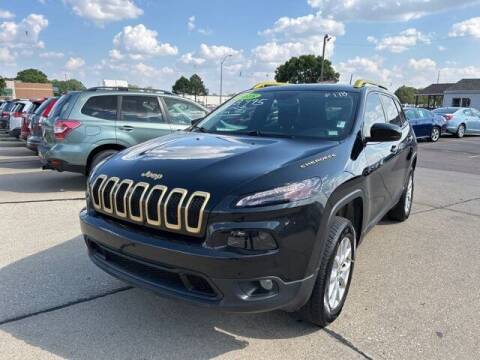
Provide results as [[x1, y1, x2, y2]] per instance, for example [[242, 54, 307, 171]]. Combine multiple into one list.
[[34, 98, 53, 115], [81, 95, 118, 120], [50, 93, 77, 119]]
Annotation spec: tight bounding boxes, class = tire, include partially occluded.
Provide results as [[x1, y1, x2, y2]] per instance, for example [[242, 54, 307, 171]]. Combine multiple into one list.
[[388, 171, 414, 221], [456, 124, 465, 138], [88, 149, 118, 175], [298, 216, 356, 327], [430, 126, 440, 142]]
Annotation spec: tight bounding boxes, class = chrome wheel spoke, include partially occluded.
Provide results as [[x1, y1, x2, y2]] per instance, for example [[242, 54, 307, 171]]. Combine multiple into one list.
[[327, 237, 353, 310]]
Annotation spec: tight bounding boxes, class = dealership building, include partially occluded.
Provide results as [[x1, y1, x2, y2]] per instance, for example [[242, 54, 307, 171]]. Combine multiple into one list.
[[417, 78, 480, 109], [1, 80, 54, 100]]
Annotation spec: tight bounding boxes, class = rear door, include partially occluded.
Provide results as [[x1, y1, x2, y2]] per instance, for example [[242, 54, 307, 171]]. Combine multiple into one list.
[[417, 108, 434, 137], [117, 95, 170, 146], [161, 96, 208, 131]]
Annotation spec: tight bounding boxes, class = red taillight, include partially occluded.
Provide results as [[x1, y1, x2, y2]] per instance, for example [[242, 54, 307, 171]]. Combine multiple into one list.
[[444, 114, 453, 120], [54, 120, 81, 140]]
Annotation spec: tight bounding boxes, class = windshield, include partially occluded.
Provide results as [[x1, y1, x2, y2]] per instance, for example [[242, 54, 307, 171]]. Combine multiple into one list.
[[198, 90, 359, 140], [433, 107, 459, 114]]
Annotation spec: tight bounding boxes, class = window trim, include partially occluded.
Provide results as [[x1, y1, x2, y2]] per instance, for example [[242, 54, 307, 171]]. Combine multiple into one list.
[[362, 91, 387, 139], [379, 93, 405, 128], [118, 95, 166, 124]]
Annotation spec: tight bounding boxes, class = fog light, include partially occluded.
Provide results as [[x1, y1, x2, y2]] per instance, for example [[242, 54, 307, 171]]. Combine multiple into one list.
[[259, 279, 273, 291], [226, 230, 277, 250]]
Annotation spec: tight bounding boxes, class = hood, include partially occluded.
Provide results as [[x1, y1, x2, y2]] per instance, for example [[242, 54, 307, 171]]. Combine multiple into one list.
[[96, 131, 339, 199]]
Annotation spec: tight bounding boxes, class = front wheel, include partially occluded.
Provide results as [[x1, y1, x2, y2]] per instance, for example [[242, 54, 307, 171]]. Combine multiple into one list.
[[298, 216, 355, 327], [388, 171, 414, 221], [456, 124, 465, 138], [88, 149, 119, 175], [430, 126, 440, 142]]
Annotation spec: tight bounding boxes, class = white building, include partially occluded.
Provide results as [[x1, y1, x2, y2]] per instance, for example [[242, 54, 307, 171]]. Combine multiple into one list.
[[442, 79, 480, 109], [102, 79, 128, 87]]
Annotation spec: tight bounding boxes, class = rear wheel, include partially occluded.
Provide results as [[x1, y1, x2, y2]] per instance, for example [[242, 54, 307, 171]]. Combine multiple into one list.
[[430, 126, 440, 142], [388, 171, 414, 221], [456, 124, 465, 138], [298, 216, 355, 327], [88, 149, 119, 175]]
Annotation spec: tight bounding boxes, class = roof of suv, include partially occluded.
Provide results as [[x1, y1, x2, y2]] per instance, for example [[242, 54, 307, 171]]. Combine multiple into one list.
[[252, 82, 388, 94]]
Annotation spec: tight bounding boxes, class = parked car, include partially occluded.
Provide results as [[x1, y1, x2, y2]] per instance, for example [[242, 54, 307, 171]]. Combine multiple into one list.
[[26, 97, 58, 153], [432, 107, 480, 137], [20, 98, 46, 141], [404, 107, 446, 142], [81, 80, 417, 326], [0, 100, 19, 130], [39, 87, 208, 175], [9, 100, 33, 138]]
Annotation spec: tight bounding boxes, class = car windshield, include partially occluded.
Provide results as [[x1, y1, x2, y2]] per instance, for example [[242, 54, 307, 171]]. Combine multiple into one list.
[[197, 90, 360, 140], [433, 107, 459, 114]]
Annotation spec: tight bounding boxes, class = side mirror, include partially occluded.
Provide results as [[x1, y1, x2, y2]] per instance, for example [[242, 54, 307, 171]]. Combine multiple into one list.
[[367, 123, 402, 142]]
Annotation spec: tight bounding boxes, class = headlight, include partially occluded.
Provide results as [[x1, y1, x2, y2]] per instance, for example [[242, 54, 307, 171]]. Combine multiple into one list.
[[236, 178, 322, 208]]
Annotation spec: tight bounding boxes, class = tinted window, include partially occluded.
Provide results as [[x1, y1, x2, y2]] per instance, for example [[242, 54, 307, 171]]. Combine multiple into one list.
[[380, 95, 402, 126], [463, 109, 473, 116], [363, 93, 386, 137], [163, 97, 207, 125], [433, 107, 458, 114], [418, 109, 431, 118], [34, 98, 53, 115], [120, 96, 163, 123], [81, 95, 117, 120], [404, 108, 418, 120], [200, 90, 359, 139]]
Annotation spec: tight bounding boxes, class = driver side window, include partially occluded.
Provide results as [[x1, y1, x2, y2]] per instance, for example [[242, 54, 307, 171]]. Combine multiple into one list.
[[363, 93, 386, 137]]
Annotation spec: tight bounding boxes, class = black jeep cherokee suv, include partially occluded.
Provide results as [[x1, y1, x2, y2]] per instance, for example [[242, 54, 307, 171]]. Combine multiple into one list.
[[80, 81, 417, 326]]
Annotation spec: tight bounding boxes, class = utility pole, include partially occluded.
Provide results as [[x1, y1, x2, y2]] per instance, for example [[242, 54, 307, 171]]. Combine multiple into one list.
[[220, 54, 232, 104], [320, 34, 331, 82], [437, 70, 441, 84]]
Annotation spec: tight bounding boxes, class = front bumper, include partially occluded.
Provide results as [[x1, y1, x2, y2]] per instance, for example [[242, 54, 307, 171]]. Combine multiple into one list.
[[80, 208, 318, 313]]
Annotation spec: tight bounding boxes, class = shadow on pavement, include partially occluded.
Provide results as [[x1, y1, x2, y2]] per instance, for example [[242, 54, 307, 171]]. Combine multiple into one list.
[[0, 237, 316, 359], [0, 170, 86, 194]]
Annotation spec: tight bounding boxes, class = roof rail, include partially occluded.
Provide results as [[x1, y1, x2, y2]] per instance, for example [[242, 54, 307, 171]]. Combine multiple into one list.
[[86, 86, 173, 95], [251, 81, 287, 89], [353, 79, 388, 90]]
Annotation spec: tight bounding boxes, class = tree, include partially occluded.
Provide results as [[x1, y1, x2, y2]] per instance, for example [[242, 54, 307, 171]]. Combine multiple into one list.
[[189, 74, 208, 100], [0, 77, 6, 91], [275, 55, 339, 84], [395, 86, 417, 104], [172, 76, 190, 95], [15, 68, 49, 83], [51, 79, 86, 95]]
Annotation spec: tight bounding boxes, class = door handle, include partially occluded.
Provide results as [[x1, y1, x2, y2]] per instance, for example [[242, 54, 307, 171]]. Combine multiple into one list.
[[119, 125, 134, 131]]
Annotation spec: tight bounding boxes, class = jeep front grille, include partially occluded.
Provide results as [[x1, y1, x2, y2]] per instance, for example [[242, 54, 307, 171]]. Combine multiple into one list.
[[90, 175, 210, 235]]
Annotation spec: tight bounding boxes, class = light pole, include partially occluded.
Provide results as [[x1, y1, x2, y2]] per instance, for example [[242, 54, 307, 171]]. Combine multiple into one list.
[[220, 54, 232, 104], [320, 34, 331, 82]]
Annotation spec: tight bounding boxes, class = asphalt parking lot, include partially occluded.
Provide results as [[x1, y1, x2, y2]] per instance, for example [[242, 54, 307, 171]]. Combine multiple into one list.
[[0, 132, 479, 360]]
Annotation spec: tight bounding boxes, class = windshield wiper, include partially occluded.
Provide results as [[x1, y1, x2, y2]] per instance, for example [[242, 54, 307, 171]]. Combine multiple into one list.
[[189, 123, 207, 133]]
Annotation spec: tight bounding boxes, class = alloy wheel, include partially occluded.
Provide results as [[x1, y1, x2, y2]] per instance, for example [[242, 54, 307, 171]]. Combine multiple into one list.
[[327, 237, 352, 310], [405, 175, 413, 214], [431, 127, 440, 142]]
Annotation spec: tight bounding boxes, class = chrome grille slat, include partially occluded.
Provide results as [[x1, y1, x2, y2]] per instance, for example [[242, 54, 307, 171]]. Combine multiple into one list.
[[128, 182, 150, 222], [91, 175, 209, 235]]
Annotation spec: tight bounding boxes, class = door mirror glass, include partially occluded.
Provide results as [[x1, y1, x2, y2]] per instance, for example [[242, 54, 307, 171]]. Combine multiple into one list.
[[368, 123, 402, 142]]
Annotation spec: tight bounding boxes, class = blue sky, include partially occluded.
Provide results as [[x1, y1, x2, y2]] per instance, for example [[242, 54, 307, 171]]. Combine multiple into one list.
[[1, 0, 480, 94]]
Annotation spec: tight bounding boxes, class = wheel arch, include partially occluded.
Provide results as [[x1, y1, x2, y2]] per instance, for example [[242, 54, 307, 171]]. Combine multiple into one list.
[[86, 143, 126, 175]]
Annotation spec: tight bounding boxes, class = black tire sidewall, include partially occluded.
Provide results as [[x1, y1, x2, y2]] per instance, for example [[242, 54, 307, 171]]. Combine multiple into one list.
[[89, 150, 118, 175]]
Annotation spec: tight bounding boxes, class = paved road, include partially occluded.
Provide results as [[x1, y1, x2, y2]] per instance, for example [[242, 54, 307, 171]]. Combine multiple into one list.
[[0, 132, 479, 359]]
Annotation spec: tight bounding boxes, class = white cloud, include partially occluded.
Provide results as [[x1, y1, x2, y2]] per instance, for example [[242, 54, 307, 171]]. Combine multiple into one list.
[[65, 56, 85, 70], [133, 63, 174, 78], [0, 47, 15, 64], [64, 0, 143, 25], [438, 45, 447, 51], [449, 17, 480, 38], [368, 28, 431, 53], [261, 11, 345, 38], [198, 43, 241, 60], [187, 16, 195, 31], [0, 9, 15, 19], [408, 58, 437, 71], [308, 0, 480, 22], [112, 24, 178, 59], [336, 56, 395, 85], [0, 14, 48, 48], [252, 35, 335, 68], [180, 52, 206, 65], [108, 48, 124, 60], [39, 51, 64, 59]]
